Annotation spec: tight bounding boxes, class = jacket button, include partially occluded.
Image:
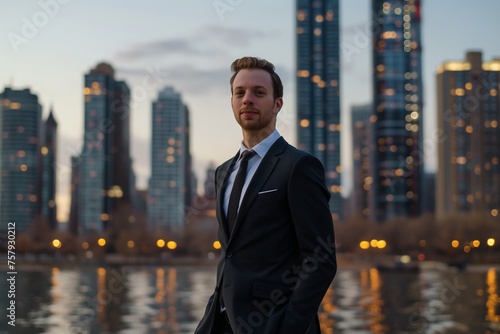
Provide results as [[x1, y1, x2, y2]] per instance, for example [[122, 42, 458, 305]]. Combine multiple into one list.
[[227, 252, 233, 258]]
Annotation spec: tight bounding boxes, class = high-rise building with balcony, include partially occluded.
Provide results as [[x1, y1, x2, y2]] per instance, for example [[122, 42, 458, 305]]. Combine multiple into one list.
[[371, 0, 424, 222], [0, 87, 42, 232], [436, 51, 500, 218], [148, 87, 191, 233], [296, 0, 341, 220], [78, 63, 132, 233]]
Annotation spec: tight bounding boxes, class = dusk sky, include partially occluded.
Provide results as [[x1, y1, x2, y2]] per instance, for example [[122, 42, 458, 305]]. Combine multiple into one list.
[[2, 0, 500, 223]]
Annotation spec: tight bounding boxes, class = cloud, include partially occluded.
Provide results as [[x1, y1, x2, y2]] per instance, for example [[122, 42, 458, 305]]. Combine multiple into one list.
[[198, 25, 271, 46], [114, 38, 220, 61], [114, 24, 276, 61], [116, 64, 229, 95]]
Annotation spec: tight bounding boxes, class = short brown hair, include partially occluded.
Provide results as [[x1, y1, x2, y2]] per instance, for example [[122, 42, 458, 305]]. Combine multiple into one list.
[[230, 56, 283, 99]]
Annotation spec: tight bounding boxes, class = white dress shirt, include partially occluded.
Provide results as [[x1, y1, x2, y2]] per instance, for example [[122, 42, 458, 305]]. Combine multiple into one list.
[[223, 130, 281, 217]]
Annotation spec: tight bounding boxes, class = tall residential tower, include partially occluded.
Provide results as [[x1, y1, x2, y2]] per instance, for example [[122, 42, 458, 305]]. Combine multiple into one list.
[[296, 0, 341, 220], [0, 88, 42, 232], [371, 0, 424, 222], [148, 87, 192, 233], [436, 51, 500, 218], [78, 63, 133, 234]]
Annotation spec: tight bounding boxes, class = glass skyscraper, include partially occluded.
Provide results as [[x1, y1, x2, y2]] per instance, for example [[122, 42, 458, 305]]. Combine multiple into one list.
[[0, 87, 42, 232], [79, 63, 132, 233], [148, 87, 191, 233], [296, 0, 341, 220], [371, 0, 424, 222], [436, 51, 500, 218]]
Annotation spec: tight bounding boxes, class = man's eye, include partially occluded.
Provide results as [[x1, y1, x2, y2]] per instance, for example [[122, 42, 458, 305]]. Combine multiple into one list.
[[256, 91, 265, 96], [234, 91, 243, 96]]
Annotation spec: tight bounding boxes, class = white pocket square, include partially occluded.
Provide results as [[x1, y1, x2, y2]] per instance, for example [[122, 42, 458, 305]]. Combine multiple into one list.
[[258, 189, 278, 195]]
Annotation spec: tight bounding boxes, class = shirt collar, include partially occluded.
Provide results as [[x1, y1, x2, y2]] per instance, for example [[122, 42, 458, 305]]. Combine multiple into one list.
[[238, 130, 281, 159]]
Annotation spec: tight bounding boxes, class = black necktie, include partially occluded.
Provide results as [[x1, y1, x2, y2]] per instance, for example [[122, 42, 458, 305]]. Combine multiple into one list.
[[226, 150, 255, 233]]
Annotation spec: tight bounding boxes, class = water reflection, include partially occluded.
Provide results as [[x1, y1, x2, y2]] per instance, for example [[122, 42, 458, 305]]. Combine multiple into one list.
[[487, 269, 500, 328], [1, 264, 499, 333], [319, 266, 500, 333]]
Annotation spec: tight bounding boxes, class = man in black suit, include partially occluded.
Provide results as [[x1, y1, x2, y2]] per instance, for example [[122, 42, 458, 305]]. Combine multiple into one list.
[[195, 56, 337, 334]]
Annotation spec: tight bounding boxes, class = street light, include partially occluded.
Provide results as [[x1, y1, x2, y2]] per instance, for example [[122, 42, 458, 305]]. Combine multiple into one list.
[[166, 241, 177, 250], [213, 241, 221, 250], [157, 239, 166, 248], [487, 238, 496, 247], [359, 241, 370, 250], [52, 239, 62, 249], [97, 238, 106, 247]]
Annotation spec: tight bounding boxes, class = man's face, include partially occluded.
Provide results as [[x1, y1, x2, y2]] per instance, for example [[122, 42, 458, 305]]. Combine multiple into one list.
[[231, 69, 282, 132]]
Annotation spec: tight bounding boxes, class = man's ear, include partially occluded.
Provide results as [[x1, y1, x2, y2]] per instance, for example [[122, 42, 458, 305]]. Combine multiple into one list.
[[274, 97, 283, 114]]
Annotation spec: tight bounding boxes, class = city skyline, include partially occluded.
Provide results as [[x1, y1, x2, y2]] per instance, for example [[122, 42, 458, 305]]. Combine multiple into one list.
[[2, 0, 500, 223]]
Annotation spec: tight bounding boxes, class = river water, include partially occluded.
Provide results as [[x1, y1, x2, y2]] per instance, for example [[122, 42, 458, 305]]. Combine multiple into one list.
[[0, 262, 499, 333]]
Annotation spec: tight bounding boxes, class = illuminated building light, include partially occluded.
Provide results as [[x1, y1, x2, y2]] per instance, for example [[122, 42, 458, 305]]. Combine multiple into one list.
[[437, 62, 471, 74], [482, 61, 500, 71], [297, 10, 306, 21], [297, 70, 310, 77]]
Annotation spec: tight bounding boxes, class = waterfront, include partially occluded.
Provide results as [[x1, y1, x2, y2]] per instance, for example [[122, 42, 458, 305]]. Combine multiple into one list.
[[0, 261, 499, 334]]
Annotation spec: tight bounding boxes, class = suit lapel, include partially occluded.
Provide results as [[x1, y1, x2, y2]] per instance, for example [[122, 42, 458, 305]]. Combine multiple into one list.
[[228, 137, 288, 241]]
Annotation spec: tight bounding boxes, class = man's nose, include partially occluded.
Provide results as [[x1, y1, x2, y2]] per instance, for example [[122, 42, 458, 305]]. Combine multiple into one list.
[[242, 92, 254, 104]]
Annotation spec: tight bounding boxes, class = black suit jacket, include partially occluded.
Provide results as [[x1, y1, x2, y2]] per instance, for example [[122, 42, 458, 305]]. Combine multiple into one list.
[[195, 137, 337, 334]]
